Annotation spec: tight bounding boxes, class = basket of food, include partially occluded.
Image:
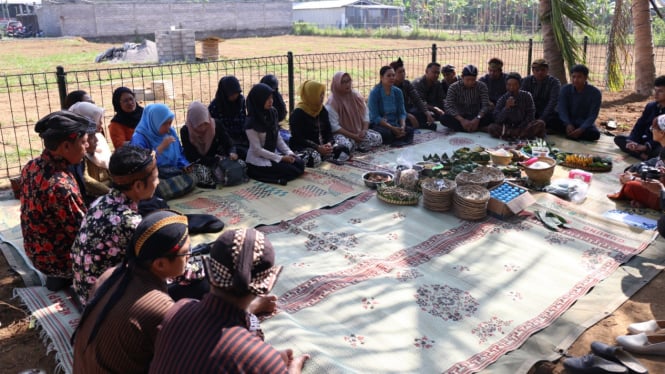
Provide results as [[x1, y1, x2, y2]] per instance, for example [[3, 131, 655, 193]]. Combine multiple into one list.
[[453, 184, 490, 220], [489, 148, 514, 165], [362, 171, 394, 189], [376, 185, 420, 206], [421, 178, 456, 212], [522, 157, 556, 187], [474, 165, 505, 188], [557, 153, 612, 172], [455, 171, 491, 187]]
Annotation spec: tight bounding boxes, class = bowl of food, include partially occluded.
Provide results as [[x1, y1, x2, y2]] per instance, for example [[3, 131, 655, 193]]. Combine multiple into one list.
[[523, 157, 556, 186], [489, 149, 514, 165], [362, 171, 394, 189]]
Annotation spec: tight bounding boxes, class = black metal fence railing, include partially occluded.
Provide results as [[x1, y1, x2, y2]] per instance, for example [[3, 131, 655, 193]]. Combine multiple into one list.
[[2, 40, 665, 181]]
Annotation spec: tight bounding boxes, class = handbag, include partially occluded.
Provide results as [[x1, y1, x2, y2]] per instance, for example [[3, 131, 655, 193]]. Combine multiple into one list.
[[213, 158, 248, 186]]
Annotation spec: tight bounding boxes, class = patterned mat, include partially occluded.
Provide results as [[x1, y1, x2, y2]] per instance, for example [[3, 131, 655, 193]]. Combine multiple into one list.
[[3, 130, 661, 373], [258, 191, 656, 373]]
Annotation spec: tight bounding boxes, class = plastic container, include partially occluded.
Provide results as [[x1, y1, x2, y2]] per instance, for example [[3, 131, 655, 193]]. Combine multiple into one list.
[[569, 169, 593, 184]]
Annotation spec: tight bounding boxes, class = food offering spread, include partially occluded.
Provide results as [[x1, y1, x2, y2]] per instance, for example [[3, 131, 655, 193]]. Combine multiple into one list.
[[555, 152, 613, 172]]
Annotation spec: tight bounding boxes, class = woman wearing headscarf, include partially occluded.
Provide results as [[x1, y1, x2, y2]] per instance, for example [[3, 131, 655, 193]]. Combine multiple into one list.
[[208, 76, 249, 159], [181, 101, 247, 186], [72, 210, 191, 374], [289, 80, 349, 167], [109, 87, 144, 149], [68, 101, 112, 203], [150, 228, 309, 374], [368, 66, 414, 147], [245, 83, 305, 186], [130, 103, 205, 199], [325, 71, 383, 153], [260, 74, 287, 123]]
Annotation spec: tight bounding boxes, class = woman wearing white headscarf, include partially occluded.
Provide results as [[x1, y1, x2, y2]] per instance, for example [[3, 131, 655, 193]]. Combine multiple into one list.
[[68, 101, 112, 201]]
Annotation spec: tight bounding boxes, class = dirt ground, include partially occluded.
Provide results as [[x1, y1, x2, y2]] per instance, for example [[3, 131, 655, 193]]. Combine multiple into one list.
[[0, 36, 663, 373]]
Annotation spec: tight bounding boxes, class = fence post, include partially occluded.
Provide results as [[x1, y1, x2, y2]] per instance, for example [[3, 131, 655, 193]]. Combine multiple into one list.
[[431, 43, 437, 63], [527, 39, 533, 76], [582, 36, 588, 64], [287, 51, 295, 115], [56, 66, 68, 109]]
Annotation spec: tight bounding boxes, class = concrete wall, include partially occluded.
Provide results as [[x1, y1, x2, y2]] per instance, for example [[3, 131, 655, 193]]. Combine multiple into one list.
[[293, 8, 345, 29], [36, 0, 292, 39]]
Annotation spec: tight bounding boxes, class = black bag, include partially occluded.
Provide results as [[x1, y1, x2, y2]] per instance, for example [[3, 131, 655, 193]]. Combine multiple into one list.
[[213, 158, 248, 186]]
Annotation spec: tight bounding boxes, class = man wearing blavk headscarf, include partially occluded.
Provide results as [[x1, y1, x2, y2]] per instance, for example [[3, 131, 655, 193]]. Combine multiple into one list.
[[150, 228, 310, 374], [20, 111, 95, 291], [72, 210, 190, 374]]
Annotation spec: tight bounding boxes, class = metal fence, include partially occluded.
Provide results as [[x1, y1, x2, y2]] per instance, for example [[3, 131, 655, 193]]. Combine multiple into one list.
[[2, 39, 665, 181]]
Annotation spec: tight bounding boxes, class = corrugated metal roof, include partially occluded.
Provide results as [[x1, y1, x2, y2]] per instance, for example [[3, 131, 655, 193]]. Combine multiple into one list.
[[293, 0, 382, 11]]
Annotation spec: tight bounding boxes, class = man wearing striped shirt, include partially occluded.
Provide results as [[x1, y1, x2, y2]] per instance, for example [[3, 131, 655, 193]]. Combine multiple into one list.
[[479, 57, 508, 108], [150, 228, 309, 374], [441, 64, 492, 132], [488, 72, 546, 140]]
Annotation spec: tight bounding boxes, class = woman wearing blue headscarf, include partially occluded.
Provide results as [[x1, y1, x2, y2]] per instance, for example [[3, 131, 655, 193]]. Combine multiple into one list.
[[130, 104, 210, 199]]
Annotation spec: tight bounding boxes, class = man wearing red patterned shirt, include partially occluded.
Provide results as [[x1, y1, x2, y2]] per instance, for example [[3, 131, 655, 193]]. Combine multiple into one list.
[[20, 111, 94, 291]]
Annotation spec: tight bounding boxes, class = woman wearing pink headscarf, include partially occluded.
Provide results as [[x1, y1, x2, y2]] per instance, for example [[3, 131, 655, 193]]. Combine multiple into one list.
[[325, 71, 383, 153], [180, 101, 246, 186]]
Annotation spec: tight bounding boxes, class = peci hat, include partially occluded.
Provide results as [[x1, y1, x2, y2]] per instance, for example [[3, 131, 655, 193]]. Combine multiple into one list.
[[34, 111, 96, 140], [442, 64, 456, 73], [205, 228, 280, 296], [461, 64, 478, 77], [531, 59, 549, 69], [658, 114, 665, 132]]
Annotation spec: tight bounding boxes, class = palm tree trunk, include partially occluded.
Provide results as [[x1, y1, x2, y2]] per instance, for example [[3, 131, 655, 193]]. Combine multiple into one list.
[[540, 0, 567, 84], [632, 0, 656, 96]]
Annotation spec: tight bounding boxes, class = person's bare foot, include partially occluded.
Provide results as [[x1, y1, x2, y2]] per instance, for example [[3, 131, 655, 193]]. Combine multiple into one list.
[[248, 294, 278, 315]]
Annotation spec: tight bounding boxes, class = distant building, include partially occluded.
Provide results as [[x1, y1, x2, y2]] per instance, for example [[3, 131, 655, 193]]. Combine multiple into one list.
[[1, 0, 40, 19], [293, 0, 403, 29]]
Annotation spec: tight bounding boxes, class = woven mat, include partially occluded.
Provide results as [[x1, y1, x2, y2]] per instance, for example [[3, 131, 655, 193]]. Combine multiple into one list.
[[258, 190, 656, 373], [13, 287, 79, 374], [4, 130, 662, 373]]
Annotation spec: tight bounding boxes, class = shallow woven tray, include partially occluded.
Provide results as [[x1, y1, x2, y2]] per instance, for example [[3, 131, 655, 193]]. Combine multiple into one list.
[[455, 172, 491, 187], [377, 186, 420, 206], [559, 162, 612, 172]]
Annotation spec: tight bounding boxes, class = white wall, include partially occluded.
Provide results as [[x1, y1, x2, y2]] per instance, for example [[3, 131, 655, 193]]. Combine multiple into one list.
[[293, 8, 346, 29], [37, 1, 292, 39]]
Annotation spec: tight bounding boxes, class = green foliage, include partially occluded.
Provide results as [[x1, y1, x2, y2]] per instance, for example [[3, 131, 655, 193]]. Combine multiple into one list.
[[547, 0, 594, 70]]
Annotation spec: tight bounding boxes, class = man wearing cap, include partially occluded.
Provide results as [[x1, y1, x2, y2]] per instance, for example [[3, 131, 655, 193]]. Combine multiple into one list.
[[71, 145, 159, 307], [150, 228, 309, 374], [441, 64, 461, 97], [413, 62, 446, 122], [520, 58, 562, 132], [614, 75, 665, 160], [20, 111, 94, 291], [489, 72, 546, 140], [441, 64, 491, 133], [479, 57, 508, 108], [556, 64, 602, 141]]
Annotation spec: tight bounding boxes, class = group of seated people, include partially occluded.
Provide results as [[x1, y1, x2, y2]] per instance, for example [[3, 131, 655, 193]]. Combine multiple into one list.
[[16, 57, 665, 372]]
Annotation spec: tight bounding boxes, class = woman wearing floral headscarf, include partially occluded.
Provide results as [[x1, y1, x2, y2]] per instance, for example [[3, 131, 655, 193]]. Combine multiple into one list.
[[130, 103, 205, 199], [245, 83, 304, 185], [289, 80, 350, 166], [325, 71, 383, 153]]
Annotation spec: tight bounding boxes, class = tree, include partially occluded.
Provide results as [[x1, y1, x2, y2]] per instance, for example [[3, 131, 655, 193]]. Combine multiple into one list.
[[539, 0, 593, 84], [632, 0, 656, 96], [606, 0, 630, 92]]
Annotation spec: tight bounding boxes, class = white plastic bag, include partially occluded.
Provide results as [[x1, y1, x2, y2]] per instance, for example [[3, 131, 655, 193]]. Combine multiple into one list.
[[544, 178, 589, 204]]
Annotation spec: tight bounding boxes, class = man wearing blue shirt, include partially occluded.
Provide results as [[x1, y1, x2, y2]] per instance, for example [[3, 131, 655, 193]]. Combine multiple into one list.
[[556, 64, 601, 141]]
